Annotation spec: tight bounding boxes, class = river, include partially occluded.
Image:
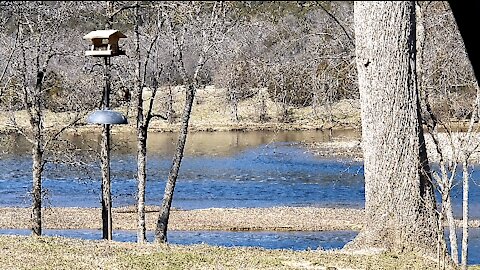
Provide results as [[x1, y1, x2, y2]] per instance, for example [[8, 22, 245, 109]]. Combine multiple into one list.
[[0, 129, 366, 210]]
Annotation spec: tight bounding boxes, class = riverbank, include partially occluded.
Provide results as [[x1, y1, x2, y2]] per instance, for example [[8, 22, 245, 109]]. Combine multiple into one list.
[[0, 87, 362, 134], [0, 235, 444, 270], [305, 131, 480, 163], [2, 206, 480, 269]]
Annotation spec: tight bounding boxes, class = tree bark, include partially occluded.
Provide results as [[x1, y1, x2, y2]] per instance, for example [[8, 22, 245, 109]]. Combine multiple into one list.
[[31, 70, 45, 236], [31, 125, 43, 236], [444, 189, 458, 263], [347, 1, 439, 254], [136, 128, 147, 243], [167, 85, 174, 124], [155, 84, 195, 243], [133, 1, 148, 244]]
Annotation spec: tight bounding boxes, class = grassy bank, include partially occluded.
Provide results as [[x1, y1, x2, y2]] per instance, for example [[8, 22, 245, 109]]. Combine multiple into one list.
[[1, 206, 468, 269], [0, 87, 362, 134], [0, 235, 446, 270]]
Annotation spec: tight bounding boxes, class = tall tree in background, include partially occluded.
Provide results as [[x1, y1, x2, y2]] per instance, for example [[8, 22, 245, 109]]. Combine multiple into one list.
[[347, 1, 439, 254]]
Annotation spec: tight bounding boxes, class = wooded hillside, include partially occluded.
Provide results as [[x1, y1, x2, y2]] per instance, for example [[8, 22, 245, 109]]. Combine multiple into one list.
[[0, 1, 475, 129]]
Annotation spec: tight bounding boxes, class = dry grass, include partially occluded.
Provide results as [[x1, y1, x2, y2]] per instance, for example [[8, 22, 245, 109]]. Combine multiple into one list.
[[0, 87, 361, 134], [0, 206, 365, 231], [306, 140, 363, 161], [0, 235, 444, 269]]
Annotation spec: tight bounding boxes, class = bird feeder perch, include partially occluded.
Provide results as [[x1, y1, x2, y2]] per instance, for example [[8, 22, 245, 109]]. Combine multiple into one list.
[[83, 30, 127, 57]]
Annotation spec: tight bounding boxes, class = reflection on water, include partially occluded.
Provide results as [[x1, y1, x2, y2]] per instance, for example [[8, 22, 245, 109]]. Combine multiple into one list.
[[0, 129, 361, 157]]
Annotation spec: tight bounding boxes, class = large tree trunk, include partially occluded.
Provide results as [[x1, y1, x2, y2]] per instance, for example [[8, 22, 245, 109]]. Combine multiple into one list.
[[155, 84, 195, 243], [347, 1, 439, 254]]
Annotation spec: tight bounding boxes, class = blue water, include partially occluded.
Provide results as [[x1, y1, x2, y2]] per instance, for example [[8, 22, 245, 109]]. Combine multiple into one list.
[[446, 228, 480, 265], [0, 141, 366, 210], [0, 229, 358, 251], [1, 139, 479, 218]]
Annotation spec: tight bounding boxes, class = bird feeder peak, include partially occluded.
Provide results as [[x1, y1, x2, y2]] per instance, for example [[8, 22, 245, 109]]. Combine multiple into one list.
[[83, 29, 127, 40]]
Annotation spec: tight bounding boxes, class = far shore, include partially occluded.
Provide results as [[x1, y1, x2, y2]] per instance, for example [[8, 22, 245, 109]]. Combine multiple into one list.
[[3, 113, 479, 164], [0, 117, 361, 135]]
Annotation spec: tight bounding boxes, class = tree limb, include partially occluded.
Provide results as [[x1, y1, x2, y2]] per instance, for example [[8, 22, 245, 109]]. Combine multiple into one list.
[[315, 1, 353, 46], [43, 112, 84, 151], [0, 25, 19, 97]]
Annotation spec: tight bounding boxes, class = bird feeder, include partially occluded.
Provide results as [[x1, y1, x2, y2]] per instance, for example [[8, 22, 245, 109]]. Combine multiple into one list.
[[83, 30, 127, 57]]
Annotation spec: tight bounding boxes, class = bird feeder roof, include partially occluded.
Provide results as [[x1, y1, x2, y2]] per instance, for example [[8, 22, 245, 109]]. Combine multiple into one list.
[[83, 30, 127, 40], [86, 109, 128, 125]]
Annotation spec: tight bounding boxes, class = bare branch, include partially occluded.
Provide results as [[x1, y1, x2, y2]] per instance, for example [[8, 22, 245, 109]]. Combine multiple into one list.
[[5, 115, 34, 145], [43, 112, 84, 151], [315, 1, 354, 46], [0, 25, 19, 97], [150, 113, 167, 121]]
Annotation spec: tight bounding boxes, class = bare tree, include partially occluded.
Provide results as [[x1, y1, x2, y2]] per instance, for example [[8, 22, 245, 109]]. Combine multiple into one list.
[[444, 3, 480, 263], [214, 58, 255, 122], [132, 1, 168, 243], [415, 3, 457, 265], [1, 2, 86, 236], [418, 1, 480, 267], [155, 1, 233, 243]]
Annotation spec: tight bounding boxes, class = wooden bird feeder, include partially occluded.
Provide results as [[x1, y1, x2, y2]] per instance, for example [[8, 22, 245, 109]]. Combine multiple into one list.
[[83, 30, 127, 57]]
